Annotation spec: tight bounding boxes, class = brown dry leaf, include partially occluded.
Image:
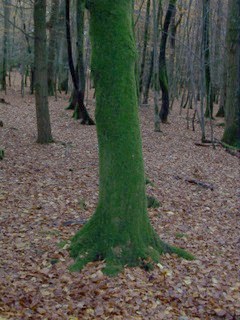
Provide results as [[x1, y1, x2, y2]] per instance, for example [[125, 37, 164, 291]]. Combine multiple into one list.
[[214, 308, 227, 317]]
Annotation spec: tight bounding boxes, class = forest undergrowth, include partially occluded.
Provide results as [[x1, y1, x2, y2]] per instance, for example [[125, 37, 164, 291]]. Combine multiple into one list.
[[0, 78, 239, 319]]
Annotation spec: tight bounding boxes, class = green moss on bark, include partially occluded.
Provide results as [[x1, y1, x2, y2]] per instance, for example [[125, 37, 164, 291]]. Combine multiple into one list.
[[70, 0, 193, 275], [222, 123, 240, 149]]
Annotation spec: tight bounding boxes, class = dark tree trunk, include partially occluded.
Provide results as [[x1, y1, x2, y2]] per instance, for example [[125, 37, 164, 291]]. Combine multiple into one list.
[[159, 0, 177, 123], [1, 0, 11, 92], [222, 0, 240, 148], [142, 1, 162, 105], [47, 0, 60, 96], [34, 0, 53, 143], [139, 0, 151, 97], [203, 0, 214, 118], [65, 0, 94, 125]]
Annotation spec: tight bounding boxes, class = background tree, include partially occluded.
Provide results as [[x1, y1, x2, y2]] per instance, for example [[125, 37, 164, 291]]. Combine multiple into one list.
[[222, 0, 240, 148], [65, 0, 94, 124], [1, 0, 11, 92], [152, 0, 161, 131], [34, 0, 53, 143], [47, 0, 60, 96], [159, 0, 177, 123], [202, 0, 213, 118], [139, 0, 151, 98]]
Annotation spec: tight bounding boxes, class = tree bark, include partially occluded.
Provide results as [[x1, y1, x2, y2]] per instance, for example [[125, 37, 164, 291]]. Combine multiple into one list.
[[139, 0, 151, 97], [34, 0, 53, 143], [1, 0, 11, 92], [216, 53, 227, 117], [65, 0, 94, 124], [222, 0, 240, 148], [142, 1, 162, 105], [153, 0, 161, 131], [47, 0, 60, 96], [159, 0, 177, 123], [70, 0, 192, 275], [202, 0, 214, 118]]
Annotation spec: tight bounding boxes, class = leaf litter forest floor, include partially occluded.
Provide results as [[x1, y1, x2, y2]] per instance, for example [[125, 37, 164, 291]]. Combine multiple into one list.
[[0, 77, 240, 320]]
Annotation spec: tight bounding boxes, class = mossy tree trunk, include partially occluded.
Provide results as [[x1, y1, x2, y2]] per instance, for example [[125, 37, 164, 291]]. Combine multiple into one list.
[[70, 0, 192, 275], [34, 0, 53, 144], [222, 0, 240, 148], [159, 0, 177, 123]]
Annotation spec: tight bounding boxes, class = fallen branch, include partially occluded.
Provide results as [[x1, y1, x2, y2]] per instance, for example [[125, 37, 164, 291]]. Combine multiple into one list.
[[174, 175, 214, 191], [62, 219, 87, 226], [194, 142, 212, 147]]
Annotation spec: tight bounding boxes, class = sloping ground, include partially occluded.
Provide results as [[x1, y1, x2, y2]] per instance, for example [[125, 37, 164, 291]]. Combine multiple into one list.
[[0, 80, 239, 320]]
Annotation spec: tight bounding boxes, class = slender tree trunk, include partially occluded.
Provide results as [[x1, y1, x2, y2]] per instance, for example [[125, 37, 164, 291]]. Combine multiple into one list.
[[142, 49, 154, 105], [222, 0, 240, 148], [1, 0, 11, 92], [203, 0, 214, 118], [212, 1, 223, 105], [65, 0, 94, 124], [142, 1, 162, 105], [20, 18, 34, 95], [139, 0, 151, 97], [76, 0, 86, 99], [48, 0, 60, 96], [169, 8, 182, 104], [57, 0, 69, 94], [169, 4, 176, 102], [153, 0, 161, 131], [66, 0, 86, 110], [159, 0, 177, 123], [34, 0, 53, 144], [70, 0, 192, 275], [216, 53, 227, 117]]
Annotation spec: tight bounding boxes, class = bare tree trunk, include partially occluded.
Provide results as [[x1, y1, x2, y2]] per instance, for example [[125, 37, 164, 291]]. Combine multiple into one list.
[[48, 0, 60, 96], [65, 0, 94, 125], [169, 7, 182, 104], [34, 0, 53, 143], [159, 0, 177, 123], [153, 0, 161, 131], [222, 0, 240, 148], [1, 0, 11, 92], [202, 0, 214, 118], [142, 0, 162, 105], [139, 0, 151, 97]]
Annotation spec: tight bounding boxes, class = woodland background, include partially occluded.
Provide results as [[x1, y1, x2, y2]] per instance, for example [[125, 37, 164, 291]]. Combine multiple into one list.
[[0, 0, 240, 319]]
